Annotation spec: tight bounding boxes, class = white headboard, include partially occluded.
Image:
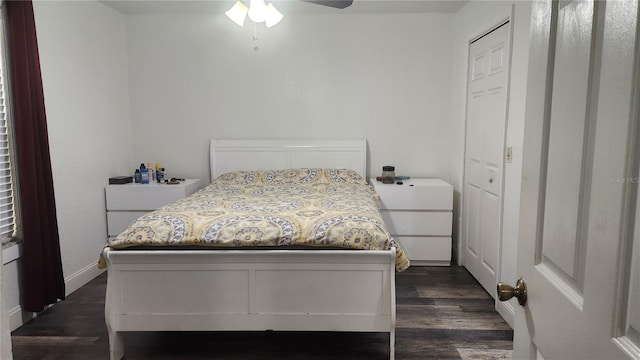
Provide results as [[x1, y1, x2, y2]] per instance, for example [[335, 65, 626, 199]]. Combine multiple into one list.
[[210, 139, 367, 180]]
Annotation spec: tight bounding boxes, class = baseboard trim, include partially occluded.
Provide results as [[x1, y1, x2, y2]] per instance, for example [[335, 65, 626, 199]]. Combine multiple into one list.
[[9, 262, 105, 332], [496, 298, 515, 328], [64, 262, 105, 297]]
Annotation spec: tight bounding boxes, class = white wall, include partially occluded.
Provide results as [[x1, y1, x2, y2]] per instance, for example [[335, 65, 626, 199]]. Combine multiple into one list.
[[3, 246, 28, 331], [3, 0, 132, 331], [450, 0, 532, 326], [125, 12, 455, 183], [500, 0, 531, 307], [1, 247, 13, 359]]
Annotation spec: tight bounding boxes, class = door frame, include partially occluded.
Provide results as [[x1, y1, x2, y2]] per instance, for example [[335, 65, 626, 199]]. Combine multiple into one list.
[[459, 12, 516, 326]]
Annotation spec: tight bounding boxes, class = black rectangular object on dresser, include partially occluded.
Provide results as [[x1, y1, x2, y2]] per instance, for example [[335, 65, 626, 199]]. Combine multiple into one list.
[[109, 176, 133, 185]]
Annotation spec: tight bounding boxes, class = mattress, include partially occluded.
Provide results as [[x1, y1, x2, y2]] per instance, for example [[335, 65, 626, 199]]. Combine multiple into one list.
[[106, 168, 410, 271]]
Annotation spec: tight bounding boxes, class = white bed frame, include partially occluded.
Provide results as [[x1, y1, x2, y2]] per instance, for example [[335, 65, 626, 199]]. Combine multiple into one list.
[[103, 139, 396, 360]]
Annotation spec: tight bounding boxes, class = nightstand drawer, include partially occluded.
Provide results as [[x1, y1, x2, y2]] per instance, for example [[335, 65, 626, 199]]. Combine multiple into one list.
[[381, 210, 452, 236], [395, 236, 451, 264], [374, 179, 453, 210], [107, 211, 145, 236]]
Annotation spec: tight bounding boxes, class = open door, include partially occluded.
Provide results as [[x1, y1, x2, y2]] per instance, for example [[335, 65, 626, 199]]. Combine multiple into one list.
[[503, 0, 640, 358]]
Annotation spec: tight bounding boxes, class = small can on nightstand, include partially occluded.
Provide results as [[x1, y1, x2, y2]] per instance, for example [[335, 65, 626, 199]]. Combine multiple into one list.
[[382, 166, 395, 184]]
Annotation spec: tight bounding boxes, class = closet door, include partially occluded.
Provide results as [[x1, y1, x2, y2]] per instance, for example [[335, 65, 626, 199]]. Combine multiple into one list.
[[462, 22, 511, 297]]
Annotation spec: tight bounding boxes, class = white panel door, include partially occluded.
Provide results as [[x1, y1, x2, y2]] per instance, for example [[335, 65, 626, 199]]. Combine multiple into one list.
[[511, 0, 640, 358], [463, 22, 511, 298]]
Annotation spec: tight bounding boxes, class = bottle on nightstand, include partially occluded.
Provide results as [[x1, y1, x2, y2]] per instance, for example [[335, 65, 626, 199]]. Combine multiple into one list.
[[140, 163, 149, 184]]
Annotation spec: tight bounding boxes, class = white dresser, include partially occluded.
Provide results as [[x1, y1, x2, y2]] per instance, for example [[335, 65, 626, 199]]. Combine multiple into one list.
[[370, 178, 453, 266], [105, 179, 204, 238]]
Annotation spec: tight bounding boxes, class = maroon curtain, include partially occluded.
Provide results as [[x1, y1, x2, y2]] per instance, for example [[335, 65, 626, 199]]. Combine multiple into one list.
[[5, 0, 65, 312]]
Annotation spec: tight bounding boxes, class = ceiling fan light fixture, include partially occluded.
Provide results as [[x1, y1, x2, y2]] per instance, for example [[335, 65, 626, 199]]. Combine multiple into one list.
[[225, 1, 248, 27], [265, 3, 283, 27], [248, 0, 268, 23]]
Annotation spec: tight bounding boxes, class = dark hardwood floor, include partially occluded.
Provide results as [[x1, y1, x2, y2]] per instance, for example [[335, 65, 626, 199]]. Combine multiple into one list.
[[11, 265, 513, 360]]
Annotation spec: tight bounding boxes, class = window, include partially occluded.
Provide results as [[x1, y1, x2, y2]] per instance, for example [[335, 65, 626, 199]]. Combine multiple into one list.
[[0, 21, 16, 247]]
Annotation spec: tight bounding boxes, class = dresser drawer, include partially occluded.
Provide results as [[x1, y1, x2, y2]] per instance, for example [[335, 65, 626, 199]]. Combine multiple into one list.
[[381, 210, 452, 236], [107, 211, 146, 236], [373, 179, 453, 210], [395, 236, 451, 264]]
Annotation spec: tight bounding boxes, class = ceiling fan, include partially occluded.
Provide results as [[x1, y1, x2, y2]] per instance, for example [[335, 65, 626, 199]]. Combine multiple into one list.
[[226, 0, 352, 28]]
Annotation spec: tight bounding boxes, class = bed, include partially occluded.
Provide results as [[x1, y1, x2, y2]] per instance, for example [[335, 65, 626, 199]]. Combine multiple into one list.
[[101, 139, 409, 360]]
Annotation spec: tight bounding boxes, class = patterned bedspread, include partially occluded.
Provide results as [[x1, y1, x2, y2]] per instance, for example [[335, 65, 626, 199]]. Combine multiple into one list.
[[107, 168, 410, 271]]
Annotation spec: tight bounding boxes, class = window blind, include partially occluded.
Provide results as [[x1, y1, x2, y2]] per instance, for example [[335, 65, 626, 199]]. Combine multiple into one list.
[[0, 53, 15, 245]]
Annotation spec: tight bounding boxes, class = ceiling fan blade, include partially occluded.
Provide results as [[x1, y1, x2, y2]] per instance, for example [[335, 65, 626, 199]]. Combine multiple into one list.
[[299, 0, 353, 9]]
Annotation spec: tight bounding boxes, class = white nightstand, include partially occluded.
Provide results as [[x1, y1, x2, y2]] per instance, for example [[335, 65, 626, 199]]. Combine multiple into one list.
[[371, 178, 453, 266], [105, 179, 204, 238]]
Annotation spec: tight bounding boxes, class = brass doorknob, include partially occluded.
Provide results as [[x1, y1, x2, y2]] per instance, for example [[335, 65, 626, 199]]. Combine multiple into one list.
[[497, 277, 527, 306]]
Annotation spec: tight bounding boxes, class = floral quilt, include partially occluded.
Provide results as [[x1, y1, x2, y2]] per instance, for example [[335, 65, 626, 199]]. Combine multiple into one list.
[[107, 168, 410, 271]]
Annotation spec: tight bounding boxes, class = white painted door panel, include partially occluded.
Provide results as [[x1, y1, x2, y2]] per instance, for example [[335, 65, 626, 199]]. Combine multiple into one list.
[[463, 22, 511, 298], [513, 0, 640, 358]]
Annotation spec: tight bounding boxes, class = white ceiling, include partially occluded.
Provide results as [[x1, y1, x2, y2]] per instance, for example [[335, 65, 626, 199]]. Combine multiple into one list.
[[99, 0, 468, 15]]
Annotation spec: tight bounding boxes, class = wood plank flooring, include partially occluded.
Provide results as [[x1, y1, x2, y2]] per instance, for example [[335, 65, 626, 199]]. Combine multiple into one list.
[[11, 265, 513, 360]]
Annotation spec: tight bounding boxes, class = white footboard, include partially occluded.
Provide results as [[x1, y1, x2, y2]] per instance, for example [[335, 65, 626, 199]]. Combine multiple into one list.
[[103, 248, 396, 360]]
